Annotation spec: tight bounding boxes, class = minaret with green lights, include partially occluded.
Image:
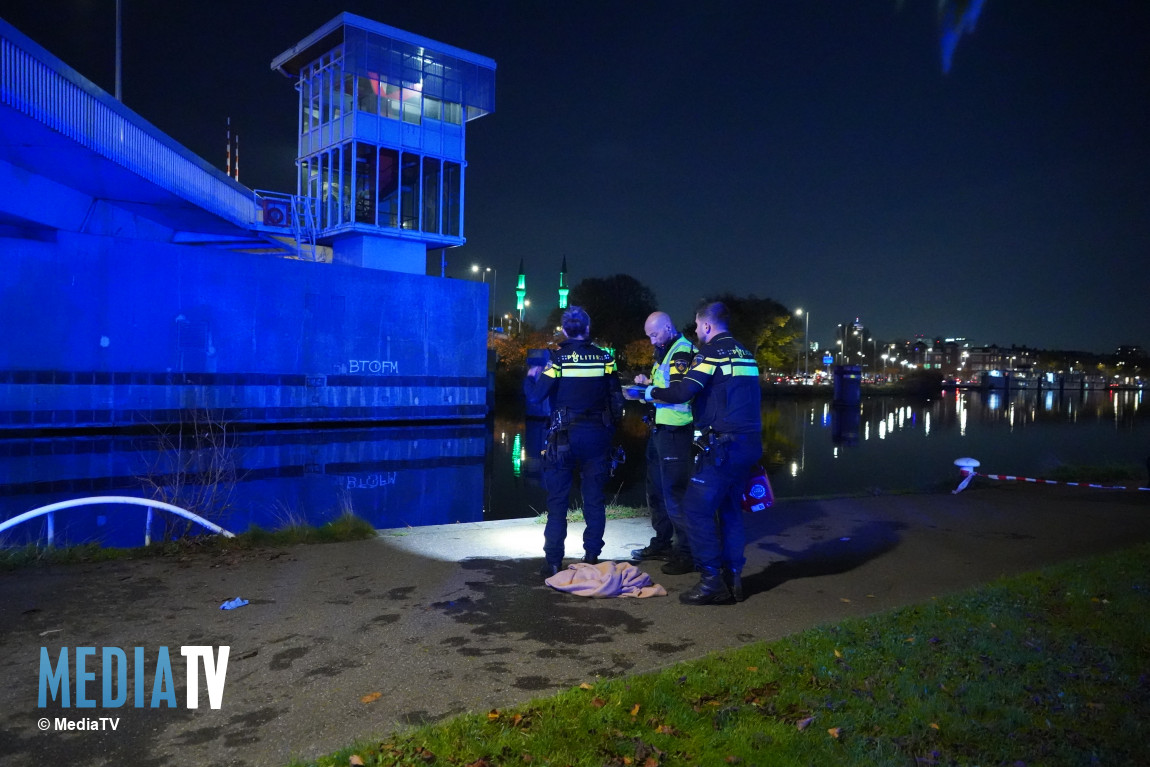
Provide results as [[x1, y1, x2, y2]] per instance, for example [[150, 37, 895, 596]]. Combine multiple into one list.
[[558, 256, 569, 309], [515, 259, 526, 320]]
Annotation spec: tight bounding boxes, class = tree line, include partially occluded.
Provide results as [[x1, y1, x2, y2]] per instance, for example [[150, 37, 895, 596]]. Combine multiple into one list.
[[489, 273, 804, 379]]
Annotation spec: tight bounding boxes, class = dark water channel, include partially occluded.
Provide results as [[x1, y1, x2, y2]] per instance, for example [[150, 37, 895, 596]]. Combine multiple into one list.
[[1, 388, 1146, 548]]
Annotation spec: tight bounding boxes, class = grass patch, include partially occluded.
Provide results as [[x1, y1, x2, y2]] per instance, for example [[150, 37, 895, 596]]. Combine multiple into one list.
[[0, 512, 377, 571], [297, 543, 1150, 766]]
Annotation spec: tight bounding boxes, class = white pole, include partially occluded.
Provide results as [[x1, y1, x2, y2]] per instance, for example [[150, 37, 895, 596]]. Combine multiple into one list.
[[115, 0, 122, 101]]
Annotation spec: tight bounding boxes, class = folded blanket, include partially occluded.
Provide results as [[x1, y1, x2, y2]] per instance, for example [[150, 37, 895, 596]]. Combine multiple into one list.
[[545, 561, 667, 598]]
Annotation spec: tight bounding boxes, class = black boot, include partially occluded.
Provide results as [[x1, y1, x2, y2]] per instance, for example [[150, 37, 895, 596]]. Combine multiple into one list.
[[723, 568, 745, 602], [679, 567, 734, 605]]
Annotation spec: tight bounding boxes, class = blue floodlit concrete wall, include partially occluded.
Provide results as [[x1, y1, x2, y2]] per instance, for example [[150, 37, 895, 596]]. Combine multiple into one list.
[[0, 230, 487, 430]]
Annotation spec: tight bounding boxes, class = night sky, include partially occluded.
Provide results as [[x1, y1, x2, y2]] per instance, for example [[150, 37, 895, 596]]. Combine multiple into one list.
[[5, 2, 1148, 354]]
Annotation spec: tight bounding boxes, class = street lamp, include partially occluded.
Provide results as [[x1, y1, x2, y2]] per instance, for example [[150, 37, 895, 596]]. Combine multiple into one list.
[[520, 298, 530, 324], [504, 312, 521, 335], [795, 308, 809, 378], [471, 264, 497, 330]]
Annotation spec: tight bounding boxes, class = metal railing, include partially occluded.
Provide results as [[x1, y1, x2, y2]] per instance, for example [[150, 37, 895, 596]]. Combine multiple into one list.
[[252, 189, 320, 261], [1, 20, 255, 229], [0, 496, 236, 548]]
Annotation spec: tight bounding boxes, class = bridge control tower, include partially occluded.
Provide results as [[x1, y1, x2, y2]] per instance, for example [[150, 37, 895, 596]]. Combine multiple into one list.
[[271, 13, 495, 273]]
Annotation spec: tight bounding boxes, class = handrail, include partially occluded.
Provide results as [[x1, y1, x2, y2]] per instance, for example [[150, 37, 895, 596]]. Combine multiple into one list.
[[0, 496, 236, 548]]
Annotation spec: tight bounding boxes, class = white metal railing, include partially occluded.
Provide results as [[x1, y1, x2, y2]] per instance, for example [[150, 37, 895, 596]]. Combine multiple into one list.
[[1, 21, 256, 228], [0, 496, 236, 548]]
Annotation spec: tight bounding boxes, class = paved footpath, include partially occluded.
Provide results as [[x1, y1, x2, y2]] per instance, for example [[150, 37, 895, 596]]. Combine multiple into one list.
[[2, 484, 1148, 767]]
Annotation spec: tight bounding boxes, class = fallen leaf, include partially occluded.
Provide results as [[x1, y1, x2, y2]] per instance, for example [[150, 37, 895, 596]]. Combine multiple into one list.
[[840, 598, 851, 603], [360, 692, 381, 704], [746, 666, 758, 671], [643, 758, 659, 767], [725, 756, 742, 764], [511, 713, 524, 726], [834, 649, 843, 658], [464, 759, 489, 767], [591, 697, 607, 708], [579, 682, 594, 690], [930, 723, 940, 730], [656, 724, 677, 735], [1087, 702, 1104, 709], [905, 637, 915, 643], [828, 727, 841, 738], [631, 703, 641, 717], [796, 716, 815, 730], [349, 756, 365, 766], [487, 709, 501, 720], [622, 758, 633, 766]]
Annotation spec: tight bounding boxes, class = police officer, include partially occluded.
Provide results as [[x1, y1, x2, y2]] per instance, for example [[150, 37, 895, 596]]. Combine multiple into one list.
[[525, 306, 624, 578], [640, 302, 762, 605], [626, 311, 696, 575]]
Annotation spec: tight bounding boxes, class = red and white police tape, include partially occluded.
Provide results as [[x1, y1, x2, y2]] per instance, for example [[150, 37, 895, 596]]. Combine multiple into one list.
[[952, 457, 1150, 495]]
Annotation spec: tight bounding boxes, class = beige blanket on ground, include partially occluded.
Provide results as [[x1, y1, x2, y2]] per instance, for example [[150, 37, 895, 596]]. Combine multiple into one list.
[[544, 561, 667, 598]]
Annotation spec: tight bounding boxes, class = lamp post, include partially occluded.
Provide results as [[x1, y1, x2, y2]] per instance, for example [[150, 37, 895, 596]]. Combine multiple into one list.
[[504, 312, 521, 336], [520, 298, 530, 325], [471, 264, 497, 330], [795, 308, 810, 378]]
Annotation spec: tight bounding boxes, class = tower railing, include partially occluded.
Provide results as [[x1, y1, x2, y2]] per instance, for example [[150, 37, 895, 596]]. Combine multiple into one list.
[[251, 189, 320, 261]]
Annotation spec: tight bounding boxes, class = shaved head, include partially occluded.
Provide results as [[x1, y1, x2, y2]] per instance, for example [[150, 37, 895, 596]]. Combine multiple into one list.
[[644, 311, 677, 347]]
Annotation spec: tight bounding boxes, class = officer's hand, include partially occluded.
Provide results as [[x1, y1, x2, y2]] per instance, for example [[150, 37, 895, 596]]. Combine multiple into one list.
[[526, 365, 543, 380], [622, 385, 646, 401], [633, 374, 651, 385]]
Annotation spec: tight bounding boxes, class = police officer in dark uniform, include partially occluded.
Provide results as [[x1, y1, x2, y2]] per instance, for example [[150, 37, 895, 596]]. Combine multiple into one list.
[[525, 306, 624, 578], [626, 311, 696, 575], [639, 301, 762, 605]]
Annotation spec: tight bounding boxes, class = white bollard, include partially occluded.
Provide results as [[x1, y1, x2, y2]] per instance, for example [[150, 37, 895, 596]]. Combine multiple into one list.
[[952, 457, 981, 494]]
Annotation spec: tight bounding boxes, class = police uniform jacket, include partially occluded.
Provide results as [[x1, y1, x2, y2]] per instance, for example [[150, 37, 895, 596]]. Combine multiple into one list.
[[525, 339, 624, 423], [647, 331, 760, 435], [650, 333, 696, 427]]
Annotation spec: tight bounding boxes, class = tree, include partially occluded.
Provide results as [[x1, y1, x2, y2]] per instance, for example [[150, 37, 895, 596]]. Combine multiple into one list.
[[619, 337, 654, 376], [701, 293, 801, 373], [563, 274, 658, 352]]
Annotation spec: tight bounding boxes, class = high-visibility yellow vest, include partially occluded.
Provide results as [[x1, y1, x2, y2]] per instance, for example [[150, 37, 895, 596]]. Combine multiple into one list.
[[651, 334, 695, 426]]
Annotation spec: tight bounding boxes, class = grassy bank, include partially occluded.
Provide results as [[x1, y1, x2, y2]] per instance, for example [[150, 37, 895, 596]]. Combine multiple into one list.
[[297, 543, 1150, 766]]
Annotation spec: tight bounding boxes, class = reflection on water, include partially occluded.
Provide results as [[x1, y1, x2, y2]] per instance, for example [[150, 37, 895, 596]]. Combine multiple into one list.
[[766, 388, 1147, 498], [1, 389, 1146, 548], [0, 425, 488, 548]]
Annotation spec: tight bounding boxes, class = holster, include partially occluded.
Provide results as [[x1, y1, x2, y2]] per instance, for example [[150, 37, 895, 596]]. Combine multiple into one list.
[[543, 408, 571, 465], [692, 427, 733, 466]]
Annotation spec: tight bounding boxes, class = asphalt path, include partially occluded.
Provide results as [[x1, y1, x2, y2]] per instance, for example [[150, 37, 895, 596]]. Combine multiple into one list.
[[2, 483, 1148, 766]]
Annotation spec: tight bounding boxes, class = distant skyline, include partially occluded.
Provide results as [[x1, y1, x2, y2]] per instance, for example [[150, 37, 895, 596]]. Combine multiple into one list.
[[5, 1, 1147, 353]]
